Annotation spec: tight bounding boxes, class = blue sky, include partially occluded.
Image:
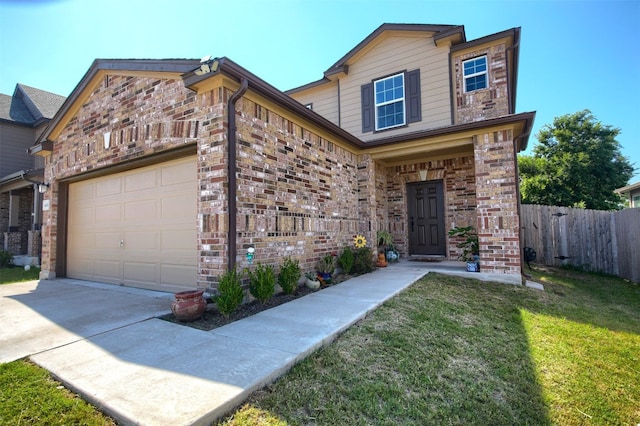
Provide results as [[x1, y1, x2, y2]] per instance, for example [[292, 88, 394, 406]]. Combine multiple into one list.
[[1, 0, 638, 180]]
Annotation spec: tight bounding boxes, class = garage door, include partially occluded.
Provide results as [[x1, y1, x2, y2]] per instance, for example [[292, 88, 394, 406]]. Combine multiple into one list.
[[67, 156, 197, 292]]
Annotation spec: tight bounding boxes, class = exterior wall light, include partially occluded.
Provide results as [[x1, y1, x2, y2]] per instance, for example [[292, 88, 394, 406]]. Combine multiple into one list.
[[246, 247, 255, 264], [38, 183, 49, 194]]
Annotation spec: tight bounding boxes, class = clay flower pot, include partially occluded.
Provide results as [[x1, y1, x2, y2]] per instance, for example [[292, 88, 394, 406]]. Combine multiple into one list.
[[171, 289, 206, 321]]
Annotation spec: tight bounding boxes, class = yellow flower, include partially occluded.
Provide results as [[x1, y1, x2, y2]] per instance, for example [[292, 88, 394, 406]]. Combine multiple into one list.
[[353, 235, 367, 248]]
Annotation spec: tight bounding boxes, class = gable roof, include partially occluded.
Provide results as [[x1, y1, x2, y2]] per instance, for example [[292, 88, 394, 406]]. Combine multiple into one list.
[[34, 53, 533, 156], [16, 84, 66, 121], [286, 23, 521, 112], [326, 23, 463, 74], [0, 84, 65, 126], [287, 23, 465, 94]]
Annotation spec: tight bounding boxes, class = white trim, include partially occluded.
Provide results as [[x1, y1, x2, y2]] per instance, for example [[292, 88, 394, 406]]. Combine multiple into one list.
[[462, 56, 488, 93], [374, 73, 406, 131]]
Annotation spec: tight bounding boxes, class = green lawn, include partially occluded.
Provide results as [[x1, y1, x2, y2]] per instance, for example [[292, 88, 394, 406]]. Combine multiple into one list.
[[1, 267, 638, 425], [0, 265, 41, 284], [0, 360, 115, 425], [220, 267, 640, 425]]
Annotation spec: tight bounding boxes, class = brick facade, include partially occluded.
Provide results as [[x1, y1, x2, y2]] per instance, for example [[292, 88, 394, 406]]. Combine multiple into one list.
[[380, 156, 477, 257], [473, 130, 521, 276], [41, 75, 380, 288], [0, 188, 34, 255], [453, 43, 510, 124]]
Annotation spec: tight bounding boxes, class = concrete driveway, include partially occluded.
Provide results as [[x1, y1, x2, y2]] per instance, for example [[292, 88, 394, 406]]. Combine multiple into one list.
[[0, 278, 173, 364]]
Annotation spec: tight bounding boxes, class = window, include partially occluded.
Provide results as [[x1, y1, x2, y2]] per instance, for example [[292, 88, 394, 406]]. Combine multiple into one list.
[[361, 69, 421, 133], [374, 73, 405, 130], [463, 56, 487, 92]]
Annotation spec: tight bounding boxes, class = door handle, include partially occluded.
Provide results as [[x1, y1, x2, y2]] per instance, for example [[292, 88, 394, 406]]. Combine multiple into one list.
[[410, 217, 414, 232], [120, 240, 125, 247]]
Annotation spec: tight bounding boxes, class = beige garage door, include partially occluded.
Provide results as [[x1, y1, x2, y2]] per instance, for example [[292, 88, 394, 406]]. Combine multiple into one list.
[[67, 156, 197, 292]]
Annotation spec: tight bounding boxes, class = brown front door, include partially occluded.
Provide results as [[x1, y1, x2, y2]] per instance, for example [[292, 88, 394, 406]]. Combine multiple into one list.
[[407, 181, 445, 255]]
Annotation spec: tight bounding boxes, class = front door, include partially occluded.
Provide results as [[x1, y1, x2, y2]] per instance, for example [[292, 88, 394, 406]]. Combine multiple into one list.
[[407, 181, 445, 255]]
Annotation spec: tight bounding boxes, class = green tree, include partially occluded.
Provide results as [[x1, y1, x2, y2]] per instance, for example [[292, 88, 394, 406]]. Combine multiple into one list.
[[518, 110, 634, 210]]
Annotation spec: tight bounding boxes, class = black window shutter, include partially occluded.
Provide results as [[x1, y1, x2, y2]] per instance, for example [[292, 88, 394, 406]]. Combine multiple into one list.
[[361, 82, 374, 132], [406, 69, 422, 123]]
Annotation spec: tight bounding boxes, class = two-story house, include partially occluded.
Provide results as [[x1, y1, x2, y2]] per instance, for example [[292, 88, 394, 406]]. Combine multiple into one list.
[[30, 23, 534, 292], [0, 84, 66, 265]]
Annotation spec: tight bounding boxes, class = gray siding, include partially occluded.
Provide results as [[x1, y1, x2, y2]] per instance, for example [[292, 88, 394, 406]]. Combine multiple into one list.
[[0, 123, 36, 177]]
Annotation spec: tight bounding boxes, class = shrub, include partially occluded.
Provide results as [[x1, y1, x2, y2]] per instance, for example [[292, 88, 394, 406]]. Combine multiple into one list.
[[352, 247, 375, 275], [337, 246, 354, 275], [278, 257, 301, 295], [0, 250, 12, 268], [213, 268, 244, 318], [248, 263, 276, 304]]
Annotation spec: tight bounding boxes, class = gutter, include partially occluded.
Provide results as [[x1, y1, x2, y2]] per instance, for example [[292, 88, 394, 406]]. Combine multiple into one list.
[[227, 78, 249, 271]]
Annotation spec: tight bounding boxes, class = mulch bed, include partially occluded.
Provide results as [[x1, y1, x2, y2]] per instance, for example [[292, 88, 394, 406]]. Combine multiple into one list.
[[159, 273, 355, 331]]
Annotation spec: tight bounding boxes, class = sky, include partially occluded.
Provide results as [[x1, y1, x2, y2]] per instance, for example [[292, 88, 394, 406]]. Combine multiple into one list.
[[1, 0, 638, 181]]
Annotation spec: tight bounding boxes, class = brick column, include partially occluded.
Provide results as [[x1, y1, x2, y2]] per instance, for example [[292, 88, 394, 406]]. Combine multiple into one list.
[[473, 130, 522, 280], [27, 230, 41, 258], [357, 154, 378, 249]]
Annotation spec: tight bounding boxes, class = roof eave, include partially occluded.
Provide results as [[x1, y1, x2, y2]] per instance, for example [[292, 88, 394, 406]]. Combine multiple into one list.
[[183, 57, 367, 149], [365, 112, 536, 150]]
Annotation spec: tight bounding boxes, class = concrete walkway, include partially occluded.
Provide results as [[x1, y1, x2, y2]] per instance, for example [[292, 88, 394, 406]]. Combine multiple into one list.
[[2, 261, 539, 425]]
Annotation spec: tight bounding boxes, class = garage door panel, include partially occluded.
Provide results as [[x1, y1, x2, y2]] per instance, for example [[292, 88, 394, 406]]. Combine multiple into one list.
[[67, 156, 196, 291], [96, 176, 123, 197], [94, 232, 121, 250], [125, 199, 157, 222], [124, 230, 159, 250], [95, 204, 122, 224], [161, 264, 196, 287], [161, 194, 195, 220], [162, 229, 196, 250], [162, 160, 195, 187], [123, 262, 158, 284], [125, 169, 157, 193]]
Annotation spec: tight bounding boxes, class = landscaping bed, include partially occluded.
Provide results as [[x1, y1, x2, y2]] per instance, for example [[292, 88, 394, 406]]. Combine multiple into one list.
[[160, 273, 354, 331]]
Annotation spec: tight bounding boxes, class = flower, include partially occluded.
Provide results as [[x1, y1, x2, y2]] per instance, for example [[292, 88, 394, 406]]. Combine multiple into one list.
[[353, 234, 367, 248]]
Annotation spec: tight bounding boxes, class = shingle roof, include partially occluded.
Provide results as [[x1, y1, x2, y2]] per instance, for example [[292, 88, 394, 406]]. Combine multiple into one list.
[[0, 84, 66, 125], [0, 92, 34, 124], [15, 84, 66, 121]]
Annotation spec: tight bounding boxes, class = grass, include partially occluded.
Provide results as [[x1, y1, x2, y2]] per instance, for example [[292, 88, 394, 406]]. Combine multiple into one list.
[[0, 360, 115, 425], [1, 266, 638, 425], [0, 265, 41, 284], [220, 267, 640, 426]]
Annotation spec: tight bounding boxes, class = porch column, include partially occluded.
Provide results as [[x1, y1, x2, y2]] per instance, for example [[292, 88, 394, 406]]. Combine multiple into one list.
[[473, 129, 522, 281], [357, 154, 379, 251]]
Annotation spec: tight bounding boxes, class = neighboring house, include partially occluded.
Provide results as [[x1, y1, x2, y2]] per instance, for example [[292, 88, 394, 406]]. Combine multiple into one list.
[[0, 84, 66, 265], [30, 23, 534, 292], [615, 181, 640, 208]]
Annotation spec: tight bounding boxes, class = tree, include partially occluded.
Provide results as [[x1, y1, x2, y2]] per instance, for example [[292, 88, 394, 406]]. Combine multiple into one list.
[[518, 110, 635, 210]]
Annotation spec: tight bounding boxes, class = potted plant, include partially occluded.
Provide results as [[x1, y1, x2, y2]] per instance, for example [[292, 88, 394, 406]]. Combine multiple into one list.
[[304, 271, 321, 290], [317, 253, 335, 284], [448, 225, 480, 272]]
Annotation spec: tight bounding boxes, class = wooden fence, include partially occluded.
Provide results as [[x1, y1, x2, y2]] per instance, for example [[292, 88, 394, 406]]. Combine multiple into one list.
[[520, 205, 640, 283]]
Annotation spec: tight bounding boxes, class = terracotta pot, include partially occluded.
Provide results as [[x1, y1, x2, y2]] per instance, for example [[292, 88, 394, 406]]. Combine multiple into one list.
[[171, 289, 206, 321]]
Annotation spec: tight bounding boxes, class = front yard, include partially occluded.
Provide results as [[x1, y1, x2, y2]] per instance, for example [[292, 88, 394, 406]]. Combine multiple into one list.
[[0, 266, 638, 425], [220, 267, 639, 425]]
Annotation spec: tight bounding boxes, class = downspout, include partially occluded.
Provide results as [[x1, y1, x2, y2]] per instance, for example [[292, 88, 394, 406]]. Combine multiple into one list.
[[505, 34, 520, 114], [514, 130, 530, 282], [227, 78, 249, 271]]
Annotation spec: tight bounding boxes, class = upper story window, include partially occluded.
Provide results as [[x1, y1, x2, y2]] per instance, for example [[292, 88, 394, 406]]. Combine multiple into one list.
[[374, 73, 405, 130], [463, 56, 488, 92], [361, 69, 421, 133]]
